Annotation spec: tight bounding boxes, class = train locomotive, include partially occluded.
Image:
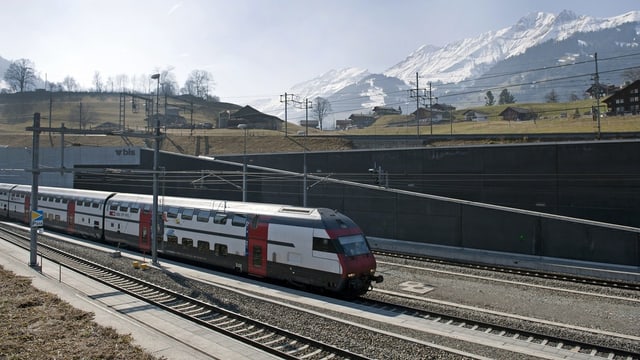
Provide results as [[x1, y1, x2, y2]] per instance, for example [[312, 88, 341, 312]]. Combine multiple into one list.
[[0, 183, 383, 297]]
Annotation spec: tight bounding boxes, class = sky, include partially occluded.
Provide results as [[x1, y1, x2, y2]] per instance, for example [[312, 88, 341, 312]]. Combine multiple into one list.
[[1, 0, 638, 104]]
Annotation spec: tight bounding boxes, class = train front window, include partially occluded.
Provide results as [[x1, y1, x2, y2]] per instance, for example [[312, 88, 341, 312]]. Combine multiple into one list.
[[337, 234, 370, 257]]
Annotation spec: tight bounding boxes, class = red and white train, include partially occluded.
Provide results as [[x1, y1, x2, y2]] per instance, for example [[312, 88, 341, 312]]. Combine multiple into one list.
[[0, 183, 383, 297]]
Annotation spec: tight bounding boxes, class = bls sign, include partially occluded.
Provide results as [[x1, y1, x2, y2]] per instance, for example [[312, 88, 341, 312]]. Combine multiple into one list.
[[115, 148, 136, 156]]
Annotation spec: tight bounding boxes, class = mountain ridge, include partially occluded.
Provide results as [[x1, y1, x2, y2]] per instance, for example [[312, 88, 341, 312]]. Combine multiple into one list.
[[256, 9, 640, 125]]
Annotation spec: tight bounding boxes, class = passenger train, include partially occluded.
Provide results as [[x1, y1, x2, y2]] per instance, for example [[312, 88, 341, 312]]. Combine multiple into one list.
[[0, 183, 383, 297]]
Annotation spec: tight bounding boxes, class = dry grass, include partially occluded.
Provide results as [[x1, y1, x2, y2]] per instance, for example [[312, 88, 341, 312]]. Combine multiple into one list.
[[1, 93, 639, 154], [0, 266, 162, 359]]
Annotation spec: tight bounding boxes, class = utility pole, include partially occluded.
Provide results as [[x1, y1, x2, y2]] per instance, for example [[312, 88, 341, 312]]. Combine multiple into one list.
[[29, 113, 41, 268], [594, 52, 601, 140], [150, 73, 161, 266], [409, 72, 427, 137], [280, 92, 295, 136], [291, 97, 312, 206], [429, 82, 433, 135], [304, 98, 312, 136], [290, 96, 313, 135]]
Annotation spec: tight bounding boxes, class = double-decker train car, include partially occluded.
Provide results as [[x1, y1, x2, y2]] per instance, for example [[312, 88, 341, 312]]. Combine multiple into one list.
[[1, 183, 383, 297]]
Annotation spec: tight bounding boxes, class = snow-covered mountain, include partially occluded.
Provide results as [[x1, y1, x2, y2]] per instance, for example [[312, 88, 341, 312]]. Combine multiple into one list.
[[255, 10, 640, 125], [385, 10, 639, 85]]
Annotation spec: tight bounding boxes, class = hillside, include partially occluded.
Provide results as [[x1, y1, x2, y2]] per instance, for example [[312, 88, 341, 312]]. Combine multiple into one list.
[[1, 92, 639, 155]]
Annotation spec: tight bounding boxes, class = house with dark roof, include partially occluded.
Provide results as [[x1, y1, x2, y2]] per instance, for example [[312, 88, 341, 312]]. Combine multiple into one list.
[[372, 106, 402, 116], [218, 105, 283, 130], [463, 110, 489, 122], [348, 114, 376, 128], [602, 79, 640, 115], [498, 107, 537, 121], [585, 83, 618, 99], [411, 108, 447, 123]]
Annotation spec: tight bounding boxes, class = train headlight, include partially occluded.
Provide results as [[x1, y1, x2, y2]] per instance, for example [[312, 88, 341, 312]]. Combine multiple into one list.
[[347, 273, 356, 278], [370, 268, 376, 274]]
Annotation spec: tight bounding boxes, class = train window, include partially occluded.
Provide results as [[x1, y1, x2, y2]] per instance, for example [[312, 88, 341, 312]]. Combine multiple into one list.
[[337, 234, 370, 257], [130, 204, 139, 214], [55, 215, 60, 221], [76, 200, 83, 206], [197, 210, 210, 222], [62, 199, 68, 204], [214, 243, 228, 256], [232, 214, 246, 227], [167, 234, 178, 244], [252, 246, 262, 267], [182, 238, 193, 247], [54, 198, 61, 203], [166, 207, 179, 219], [182, 208, 194, 221], [213, 213, 227, 224], [143, 204, 151, 212], [119, 203, 129, 212], [197, 241, 210, 252], [313, 237, 337, 253], [92, 201, 100, 208], [109, 203, 119, 211]]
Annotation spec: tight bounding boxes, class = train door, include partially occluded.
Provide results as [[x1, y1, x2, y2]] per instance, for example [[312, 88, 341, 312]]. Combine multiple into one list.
[[67, 200, 76, 233], [23, 194, 30, 224], [138, 209, 152, 252], [247, 215, 268, 277]]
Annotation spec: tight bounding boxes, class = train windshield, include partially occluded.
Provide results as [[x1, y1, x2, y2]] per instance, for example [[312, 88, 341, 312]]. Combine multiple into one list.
[[337, 234, 370, 256]]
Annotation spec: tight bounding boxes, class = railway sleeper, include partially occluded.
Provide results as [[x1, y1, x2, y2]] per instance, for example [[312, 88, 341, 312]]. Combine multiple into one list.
[[261, 336, 287, 346]]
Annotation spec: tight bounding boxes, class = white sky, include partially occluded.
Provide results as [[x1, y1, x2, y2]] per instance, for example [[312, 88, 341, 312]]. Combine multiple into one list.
[[1, 0, 637, 103]]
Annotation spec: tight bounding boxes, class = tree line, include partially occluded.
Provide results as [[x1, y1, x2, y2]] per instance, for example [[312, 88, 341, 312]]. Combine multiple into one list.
[[2, 58, 217, 100]]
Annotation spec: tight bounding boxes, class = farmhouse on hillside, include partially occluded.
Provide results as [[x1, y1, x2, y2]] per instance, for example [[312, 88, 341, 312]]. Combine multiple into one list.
[[602, 79, 640, 115], [499, 107, 537, 121]]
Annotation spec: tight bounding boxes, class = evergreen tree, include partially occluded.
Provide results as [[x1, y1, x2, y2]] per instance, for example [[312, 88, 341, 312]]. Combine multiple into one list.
[[484, 91, 495, 106], [498, 89, 516, 105], [545, 89, 559, 103]]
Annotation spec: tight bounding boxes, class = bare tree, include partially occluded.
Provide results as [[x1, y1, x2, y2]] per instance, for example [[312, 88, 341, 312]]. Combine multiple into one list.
[[115, 74, 129, 92], [106, 76, 114, 92], [182, 69, 215, 99], [156, 67, 178, 96], [313, 97, 332, 131], [93, 71, 103, 92], [3, 58, 37, 92], [62, 76, 79, 92]]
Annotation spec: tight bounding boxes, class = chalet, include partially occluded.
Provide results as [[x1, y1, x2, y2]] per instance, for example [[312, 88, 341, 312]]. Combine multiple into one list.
[[218, 105, 282, 130], [602, 79, 640, 115], [498, 107, 537, 121], [463, 110, 489, 122], [348, 114, 376, 128], [432, 103, 456, 112], [585, 83, 618, 99], [411, 108, 447, 123], [372, 106, 402, 116]]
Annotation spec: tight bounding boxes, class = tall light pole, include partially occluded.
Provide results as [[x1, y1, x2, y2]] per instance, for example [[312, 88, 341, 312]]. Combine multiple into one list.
[[150, 73, 160, 265], [238, 124, 248, 202]]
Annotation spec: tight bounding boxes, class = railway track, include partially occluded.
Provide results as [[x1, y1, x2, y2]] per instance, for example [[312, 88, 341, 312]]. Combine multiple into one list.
[[360, 290, 640, 359], [0, 227, 367, 360], [373, 250, 640, 291], [4, 222, 638, 359]]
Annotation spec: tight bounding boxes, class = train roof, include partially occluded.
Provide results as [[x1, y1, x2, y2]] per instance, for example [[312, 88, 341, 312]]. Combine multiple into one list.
[[9, 184, 116, 199], [2, 183, 343, 221], [108, 192, 327, 220]]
